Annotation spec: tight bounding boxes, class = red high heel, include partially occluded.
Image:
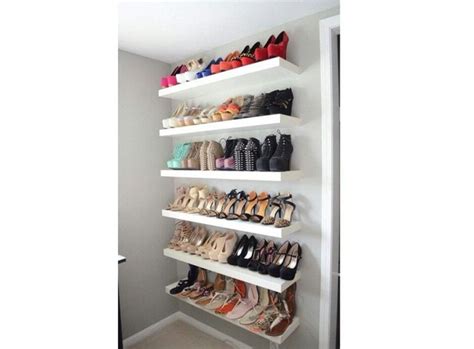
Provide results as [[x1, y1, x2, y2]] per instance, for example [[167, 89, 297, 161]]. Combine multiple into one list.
[[268, 31, 289, 60], [240, 41, 261, 66], [255, 35, 275, 62]]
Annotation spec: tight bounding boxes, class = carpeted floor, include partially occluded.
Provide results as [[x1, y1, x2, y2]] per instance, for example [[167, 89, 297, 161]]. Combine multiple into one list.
[[127, 320, 236, 349]]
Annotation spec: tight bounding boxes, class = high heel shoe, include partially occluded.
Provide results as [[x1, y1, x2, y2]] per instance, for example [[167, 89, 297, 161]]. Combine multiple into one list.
[[234, 95, 254, 119], [209, 232, 237, 262], [207, 191, 228, 217], [186, 227, 209, 254], [216, 138, 237, 170], [161, 65, 181, 88], [217, 189, 238, 219], [255, 35, 276, 62], [274, 196, 296, 227], [199, 141, 210, 170], [257, 240, 278, 275], [234, 138, 248, 171], [261, 194, 290, 225], [249, 192, 270, 223], [227, 235, 248, 266], [244, 137, 261, 171], [167, 186, 187, 210], [237, 235, 258, 268], [201, 231, 225, 259], [199, 192, 217, 216], [210, 57, 223, 74], [279, 243, 302, 280], [240, 41, 261, 66], [268, 241, 291, 278], [206, 141, 224, 171], [226, 191, 247, 220], [188, 187, 209, 214], [268, 31, 289, 60], [268, 88, 293, 115], [183, 142, 202, 169], [248, 239, 267, 271], [231, 45, 250, 69], [256, 134, 278, 171], [219, 51, 240, 72], [239, 191, 258, 221], [182, 186, 200, 212], [269, 133, 293, 172]]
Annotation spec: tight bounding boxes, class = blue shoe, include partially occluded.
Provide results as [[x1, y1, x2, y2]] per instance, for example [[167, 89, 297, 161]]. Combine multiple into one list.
[[197, 59, 215, 79]]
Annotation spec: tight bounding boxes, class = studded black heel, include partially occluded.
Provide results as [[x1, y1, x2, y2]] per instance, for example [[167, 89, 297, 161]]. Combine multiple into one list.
[[256, 134, 277, 171], [244, 137, 261, 171], [269, 133, 293, 172], [234, 138, 248, 171]]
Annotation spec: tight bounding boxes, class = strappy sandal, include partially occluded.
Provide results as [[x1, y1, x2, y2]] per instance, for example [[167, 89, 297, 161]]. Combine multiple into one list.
[[239, 191, 258, 221], [208, 191, 229, 217], [249, 192, 270, 223], [261, 194, 289, 225], [199, 192, 217, 215], [226, 191, 247, 220], [217, 189, 238, 219], [188, 187, 209, 214], [193, 106, 214, 125], [167, 186, 188, 210], [274, 197, 296, 227]]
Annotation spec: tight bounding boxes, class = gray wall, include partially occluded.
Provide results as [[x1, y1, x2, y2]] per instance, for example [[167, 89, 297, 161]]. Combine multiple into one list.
[[118, 50, 178, 338], [172, 8, 339, 349]]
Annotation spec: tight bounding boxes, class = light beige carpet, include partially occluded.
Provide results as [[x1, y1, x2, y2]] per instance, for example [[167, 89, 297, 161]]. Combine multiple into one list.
[[128, 320, 235, 349]]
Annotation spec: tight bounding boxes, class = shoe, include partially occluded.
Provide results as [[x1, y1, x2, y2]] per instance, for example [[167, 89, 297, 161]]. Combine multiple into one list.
[[186, 227, 209, 254], [188, 187, 209, 214], [193, 106, 215, 125], [226, 283, 258, 320], [166, 186, 188, 211], [195, 273, 226, 305], [262, 194, 289, 225], [240, 93, 265, 118], [204, 278, 235, 310], [268, 31, 289, 60], [167, 143, 191, 169], [210, 57, 223, 74], [182, 186, 200, 212], [170, 264, 199, 294], [176, 58, 206, 83], [161, 65, 181, 88], [249, 192, 270, 223], [163, 103, 186, 129], [199, 141, 210, 170], [199, 192, 217, 216], [206, 141, 224, 171], [234, 95, 254, 119], [239, 286, 269, 325], [217, 189, 239, 219], [201, 231, 225, 259], [244, 137, 261, 171], [231, 45, 250, 69], [266, 299, 292, 336], [248, 296, 280, 333], [248, 238, 267, 271], [237, 235, 258, 268], [239, 191, 258, 221], [257, 240, 278, 275], [255, 35, 276, 62], [274, 196, 296, 227], [219, 51, 240, 72], [215, 280, 246, 314], [268, 88, 293, 115], [269, 134, 293, 172], [212, 97, 244, 122], [196, 59, 216, 79], [216, 138, 238, 170], [179, 268, 207, 297], [240, 41, 261, 66], [226, 191, 247, 220], [256, 134, 278, 171], [207, 191, 228, 217], [279, 243, 301, 280], [208, 232, 237, 262], [227, 234, 248, 266], [259, 90, 279, 116], [268, 241, 291, 278], [182, 142, 202, 170], [234, 138, 248, 171]]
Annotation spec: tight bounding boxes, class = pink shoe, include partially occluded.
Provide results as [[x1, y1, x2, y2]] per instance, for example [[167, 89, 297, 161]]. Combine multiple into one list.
[[226, 283, 258, 320], [160, 77, 168, 88], [161, 65, 181, 88], [224, 156, 235, 170], [215, 157, 225, 169]]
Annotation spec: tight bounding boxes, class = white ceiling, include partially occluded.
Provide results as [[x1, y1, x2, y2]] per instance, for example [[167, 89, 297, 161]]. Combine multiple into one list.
[[119, 1, 338, 63]]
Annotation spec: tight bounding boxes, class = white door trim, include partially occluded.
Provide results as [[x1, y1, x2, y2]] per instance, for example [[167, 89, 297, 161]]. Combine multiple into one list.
[[319, 14, 340, 349]]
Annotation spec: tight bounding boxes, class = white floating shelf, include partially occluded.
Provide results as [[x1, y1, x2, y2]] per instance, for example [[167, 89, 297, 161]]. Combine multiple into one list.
[[162, 209, 301, 239], [159, 114, 301, 137], [166, 281, 299, 344], [158, 57, 300, 100], [164, 248, 300, 293], [161, 169, 302, 182]]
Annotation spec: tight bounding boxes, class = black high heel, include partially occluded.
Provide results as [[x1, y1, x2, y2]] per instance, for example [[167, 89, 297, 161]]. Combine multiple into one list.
[[256, 134, 277, 171], [226, 191, 247, 220], [217, 189, 238, 219], [280, 243, 302, 280], [244, 137, 261, 171], [258, 90, 279, 116], [261, 194, 291, 225], [237, 235, 257, 267], [275, 197, 296, 227], [269, 88, 294, 115], [269, 133, 293, 172], [234, 138, 248, 171], [268, 241, 291, 278], [257, 240, 278, 275], [248, 239, 267, 271], [227, 235, 249, 266]]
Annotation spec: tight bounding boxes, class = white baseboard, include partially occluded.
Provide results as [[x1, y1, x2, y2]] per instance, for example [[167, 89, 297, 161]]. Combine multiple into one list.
[[123, 312, 180, 348], [123, 311, 252, 349]]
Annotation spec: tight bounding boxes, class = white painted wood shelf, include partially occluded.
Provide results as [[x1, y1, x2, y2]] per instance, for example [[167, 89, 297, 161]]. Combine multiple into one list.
[[162, 209, 301, 238], [164, 248, 300, 293], [161, 169, 302, 182], [158, 57, 300, 100], [166, 281, 299, 344], [159, 114, 301, 137]]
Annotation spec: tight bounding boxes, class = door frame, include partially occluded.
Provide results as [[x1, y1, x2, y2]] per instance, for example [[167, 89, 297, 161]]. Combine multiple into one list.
[[319, 14, 340, 349]]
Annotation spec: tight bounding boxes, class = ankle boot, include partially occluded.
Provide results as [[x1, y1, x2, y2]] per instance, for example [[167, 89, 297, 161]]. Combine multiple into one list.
[[269, 88, 294, 115], [256, 134, 277, 171], [258, 90, 279, 115], [269, 134, 293, 172], [244, 137, 261, 171], [234, 139, 248, 171], [216, 138, 237, 170]]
